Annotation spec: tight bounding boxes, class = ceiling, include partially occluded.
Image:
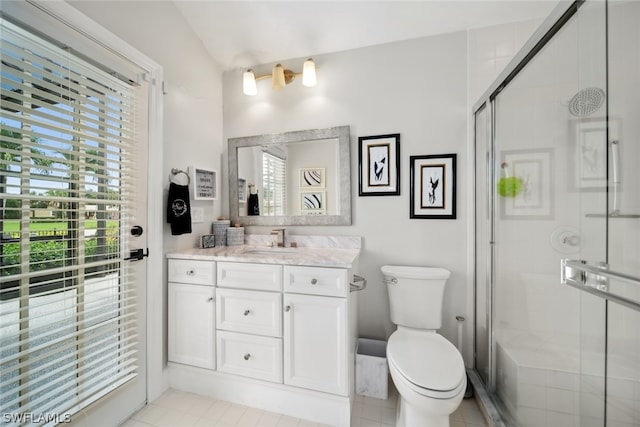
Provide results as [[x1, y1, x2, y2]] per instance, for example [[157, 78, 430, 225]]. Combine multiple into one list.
[[174, 1, 559, 71]]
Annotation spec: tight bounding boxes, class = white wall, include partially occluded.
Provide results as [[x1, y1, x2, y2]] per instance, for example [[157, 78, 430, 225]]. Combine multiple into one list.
[[222, 33, 469, 354]]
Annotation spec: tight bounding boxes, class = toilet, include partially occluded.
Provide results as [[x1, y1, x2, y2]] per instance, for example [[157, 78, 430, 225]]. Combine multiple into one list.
[[382, 265, 466, 427]]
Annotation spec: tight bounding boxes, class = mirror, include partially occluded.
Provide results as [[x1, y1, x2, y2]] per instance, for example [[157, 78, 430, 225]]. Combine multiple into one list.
[[229, 126, 351, 226]]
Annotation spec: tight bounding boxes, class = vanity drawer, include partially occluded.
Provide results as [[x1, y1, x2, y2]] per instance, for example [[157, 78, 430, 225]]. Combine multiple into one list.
[[216, 330, 283, 383], [284, 266, 348, 297], [217, 262, 282, 291], [216, 288, 282, 337], [168, 259, 215, 285]]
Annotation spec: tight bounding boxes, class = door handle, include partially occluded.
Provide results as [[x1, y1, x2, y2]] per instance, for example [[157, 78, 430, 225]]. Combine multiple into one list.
[[124, 248, 149, 261]]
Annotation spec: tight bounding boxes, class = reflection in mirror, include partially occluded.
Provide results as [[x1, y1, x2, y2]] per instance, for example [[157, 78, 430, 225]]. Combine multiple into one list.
[[229, 126, 351, 226], [237, 139, 339, 216]]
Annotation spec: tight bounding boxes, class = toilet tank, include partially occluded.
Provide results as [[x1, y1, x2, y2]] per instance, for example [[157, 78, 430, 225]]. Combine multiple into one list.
[[382, 265, 451, 330]]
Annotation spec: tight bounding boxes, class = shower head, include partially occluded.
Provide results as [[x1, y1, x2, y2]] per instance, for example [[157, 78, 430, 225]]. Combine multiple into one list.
[[568, 87, 605, 117]]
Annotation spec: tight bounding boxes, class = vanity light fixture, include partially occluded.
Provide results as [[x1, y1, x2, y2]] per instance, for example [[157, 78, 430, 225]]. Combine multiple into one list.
[[243, 58, 317, 96]]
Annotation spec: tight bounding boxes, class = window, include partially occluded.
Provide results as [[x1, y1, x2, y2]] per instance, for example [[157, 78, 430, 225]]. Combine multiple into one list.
[[262, 152, 286, 216], [0, 18, 138, 421]]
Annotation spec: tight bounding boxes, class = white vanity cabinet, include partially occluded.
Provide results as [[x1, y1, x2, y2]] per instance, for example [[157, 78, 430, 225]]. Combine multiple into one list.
[[167, 246, 360, 427], [283, 266, 350, 395], [167, 259, 216, 369]]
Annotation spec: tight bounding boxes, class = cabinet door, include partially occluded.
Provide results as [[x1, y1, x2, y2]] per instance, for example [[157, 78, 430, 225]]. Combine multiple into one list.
[[283, 293, 348, 395], [168, 283, 215, 369]]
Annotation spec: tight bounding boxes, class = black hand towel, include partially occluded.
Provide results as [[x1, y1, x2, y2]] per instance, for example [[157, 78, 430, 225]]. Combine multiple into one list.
[[167, 182, 192, 235], [247, 192, 260, 216]]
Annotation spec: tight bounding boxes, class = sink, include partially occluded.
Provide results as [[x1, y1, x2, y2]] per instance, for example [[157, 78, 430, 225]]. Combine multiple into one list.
[[244, 248, 297, 255]]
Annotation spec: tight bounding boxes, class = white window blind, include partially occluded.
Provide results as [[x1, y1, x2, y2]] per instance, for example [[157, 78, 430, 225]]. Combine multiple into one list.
[[0, 18, 139, 424], [262, 152, 286, 216]]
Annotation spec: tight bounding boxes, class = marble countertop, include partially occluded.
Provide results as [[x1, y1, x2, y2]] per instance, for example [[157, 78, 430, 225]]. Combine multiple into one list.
[[167, 235, 361, 268]]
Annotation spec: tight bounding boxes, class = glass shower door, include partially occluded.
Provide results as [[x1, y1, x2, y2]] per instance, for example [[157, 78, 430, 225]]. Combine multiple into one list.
[[558, 1, 640, 426], [474, 1, 640, 426], [489, 2, 610, 425]]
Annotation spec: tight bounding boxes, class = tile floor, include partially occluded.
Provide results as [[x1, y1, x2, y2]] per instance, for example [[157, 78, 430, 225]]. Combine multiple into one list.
[[122, 384, 488, 427]]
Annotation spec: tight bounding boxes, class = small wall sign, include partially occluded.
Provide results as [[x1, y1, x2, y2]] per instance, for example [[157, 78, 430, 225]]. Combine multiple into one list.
[[190, 166, 217, 200]]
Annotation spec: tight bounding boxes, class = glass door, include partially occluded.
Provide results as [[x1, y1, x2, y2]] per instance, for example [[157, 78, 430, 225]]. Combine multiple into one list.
[[0, 16, 148, 425]]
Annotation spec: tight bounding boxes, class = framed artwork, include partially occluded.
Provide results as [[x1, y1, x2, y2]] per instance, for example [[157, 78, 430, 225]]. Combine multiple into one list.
[[300, 191, 326, 215], [569, 118, 620, 191], [409, 154, 456, 219], [300, 168, 325, 188], [358, 133, 400, 196], [499, 149, 553, 219], [238, 178, 246, 202], [189, 166, 217, 200]]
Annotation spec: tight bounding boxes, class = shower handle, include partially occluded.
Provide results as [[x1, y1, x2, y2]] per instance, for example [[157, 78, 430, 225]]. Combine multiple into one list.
[[561, 259, 640, 312], [611, 140, 621, 215]]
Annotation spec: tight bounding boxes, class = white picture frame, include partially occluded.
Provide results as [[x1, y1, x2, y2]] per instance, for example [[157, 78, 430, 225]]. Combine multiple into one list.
[[299, 168, 325, 188], [300, 190, 326, 215], [238, 178, 246, 202], [189, 166, 217, 200], [499, 149, 553, 219], [570, 118, 621, 191]]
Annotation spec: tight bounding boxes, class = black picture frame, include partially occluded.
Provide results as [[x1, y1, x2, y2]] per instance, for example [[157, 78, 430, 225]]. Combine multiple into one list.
[[409, 153, 456, 219], [358, 133, 400, 196]]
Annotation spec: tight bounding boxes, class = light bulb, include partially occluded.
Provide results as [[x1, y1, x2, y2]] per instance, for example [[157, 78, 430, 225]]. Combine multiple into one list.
[[272, 64, 286, 90], [302, 58, 316, 87], [243, 70, 257, 96]]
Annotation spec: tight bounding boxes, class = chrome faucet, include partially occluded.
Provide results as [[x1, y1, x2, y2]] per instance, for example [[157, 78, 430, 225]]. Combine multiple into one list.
[[271, 228, 286, 247]]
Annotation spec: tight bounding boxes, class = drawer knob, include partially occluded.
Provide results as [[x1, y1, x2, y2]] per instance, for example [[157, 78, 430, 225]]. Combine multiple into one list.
[[243, 309, 251, 316], [186, 269, 195, 276], [243, 353, 251, 361], [285, 305, 291, 312], [311, 278, 318, 285], [207, 297, 214, 302]]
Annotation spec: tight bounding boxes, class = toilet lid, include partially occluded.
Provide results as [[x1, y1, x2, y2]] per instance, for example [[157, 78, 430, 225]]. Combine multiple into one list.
[[388, 331, 465, 393]]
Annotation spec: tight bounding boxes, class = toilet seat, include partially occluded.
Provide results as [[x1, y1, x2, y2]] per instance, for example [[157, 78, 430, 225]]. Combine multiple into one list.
[[387, 330, 465, 399]]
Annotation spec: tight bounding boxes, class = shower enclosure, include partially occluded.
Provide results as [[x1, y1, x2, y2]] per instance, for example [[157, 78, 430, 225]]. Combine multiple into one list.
[[473, 1, 640, 426]]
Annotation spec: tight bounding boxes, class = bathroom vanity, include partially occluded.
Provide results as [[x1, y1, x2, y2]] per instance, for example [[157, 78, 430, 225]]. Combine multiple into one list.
[[166, 236, 361, 426]]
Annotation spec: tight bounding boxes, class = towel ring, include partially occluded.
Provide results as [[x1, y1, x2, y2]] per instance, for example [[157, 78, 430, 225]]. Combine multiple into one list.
[[169, 168, 190, 185]]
